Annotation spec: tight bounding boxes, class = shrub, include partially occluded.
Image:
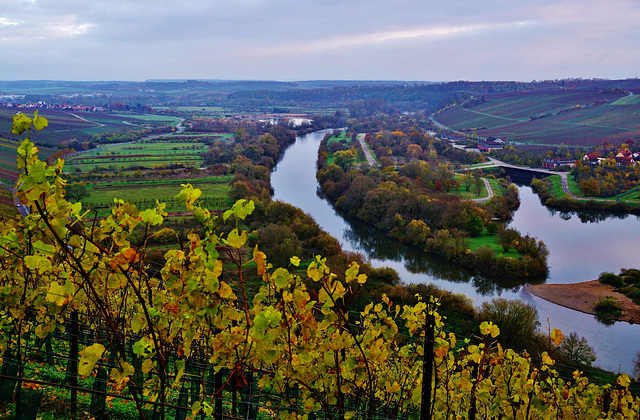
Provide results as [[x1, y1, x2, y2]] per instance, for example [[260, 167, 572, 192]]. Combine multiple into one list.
[[594, 296, 622, 325], [479, 298, 540, 351], [628, 288, 640, 304], [622, 269, 640, 284], [486, 221, 499, 234], [599, 272, 625, 288]]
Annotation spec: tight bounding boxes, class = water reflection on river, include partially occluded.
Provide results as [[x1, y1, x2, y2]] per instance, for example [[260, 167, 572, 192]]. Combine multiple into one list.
[[271, 129, 640, 374]]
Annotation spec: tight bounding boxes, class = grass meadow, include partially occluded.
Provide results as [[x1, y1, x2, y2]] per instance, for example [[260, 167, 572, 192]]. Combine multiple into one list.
[[465, 230, 520, 258]]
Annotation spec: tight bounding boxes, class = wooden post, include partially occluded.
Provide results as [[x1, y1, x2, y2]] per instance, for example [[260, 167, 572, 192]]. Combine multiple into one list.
[[68, 310, 79, 417], [421, 313, 435, 420]]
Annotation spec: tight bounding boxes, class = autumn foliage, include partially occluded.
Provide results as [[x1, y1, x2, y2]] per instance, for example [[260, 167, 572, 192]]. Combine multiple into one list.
[[0, 113, 638, 419]]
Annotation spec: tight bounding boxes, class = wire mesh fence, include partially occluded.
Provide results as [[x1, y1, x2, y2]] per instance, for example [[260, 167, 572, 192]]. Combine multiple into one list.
[[0, 311, 418, 420]]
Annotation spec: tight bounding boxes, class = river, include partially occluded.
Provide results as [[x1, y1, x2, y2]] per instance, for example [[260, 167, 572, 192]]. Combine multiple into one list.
[[271, 129, 640, 375]]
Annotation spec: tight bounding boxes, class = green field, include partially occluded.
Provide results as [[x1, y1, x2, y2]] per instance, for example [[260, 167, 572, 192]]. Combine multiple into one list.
[[326, 132, 350, 146], [112, 114, 181, 123], [154, 106, 227, 113], [79, 175, 231, 216], [610, 95, 640, 105], [544, 174, 640, 204], [449, 174, 491, 199], [175, 133, 233, 139], [325, 132, 358, 165], [61, 133, 233, 216], [548, 175, 567, 197], [0, 111, 232, 218], [465, 231, 520, 257], [65, 138, 209, 172]]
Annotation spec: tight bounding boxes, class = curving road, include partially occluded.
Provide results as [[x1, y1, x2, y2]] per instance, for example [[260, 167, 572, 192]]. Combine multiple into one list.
[[471, 178, 494, 203], [356, 133, 377, 165]]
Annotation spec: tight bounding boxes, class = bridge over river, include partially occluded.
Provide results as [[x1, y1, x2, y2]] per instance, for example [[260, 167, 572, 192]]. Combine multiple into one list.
[[475, 157, 575, 198], [484, 157, 554, 179]]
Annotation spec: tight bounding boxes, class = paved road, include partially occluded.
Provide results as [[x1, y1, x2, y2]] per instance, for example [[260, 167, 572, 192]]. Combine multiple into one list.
[[357, 133, 377, 166], [479, 157, 615, 201]]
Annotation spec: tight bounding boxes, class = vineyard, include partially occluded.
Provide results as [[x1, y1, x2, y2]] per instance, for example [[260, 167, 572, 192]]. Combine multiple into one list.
[[434, 89, 640, 146], [0, 108, 180, 147], [64, 139, 211, 172]]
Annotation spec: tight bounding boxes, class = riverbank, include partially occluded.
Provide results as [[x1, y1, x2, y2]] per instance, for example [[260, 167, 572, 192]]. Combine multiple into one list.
[[528, 280, 640, 324]]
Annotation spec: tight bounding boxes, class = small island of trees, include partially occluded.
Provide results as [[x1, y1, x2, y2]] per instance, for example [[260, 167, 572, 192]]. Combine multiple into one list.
[[316, 117, 549, 280]]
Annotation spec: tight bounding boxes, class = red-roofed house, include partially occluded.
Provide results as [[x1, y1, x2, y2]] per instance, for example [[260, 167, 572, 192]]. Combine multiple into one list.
[[616, 149, 633, 158], [583, 153, 600, 165], [478, 139, 504, 152]]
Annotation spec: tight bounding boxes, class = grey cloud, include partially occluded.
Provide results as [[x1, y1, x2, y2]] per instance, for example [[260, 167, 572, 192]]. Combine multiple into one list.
[[1, 0, 639, 81]]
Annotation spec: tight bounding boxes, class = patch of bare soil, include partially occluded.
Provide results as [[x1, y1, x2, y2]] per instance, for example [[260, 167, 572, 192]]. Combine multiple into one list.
[[527, 280, 640, 324]]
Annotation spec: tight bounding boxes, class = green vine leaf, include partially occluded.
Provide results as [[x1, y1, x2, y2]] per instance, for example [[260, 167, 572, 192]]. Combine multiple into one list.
[[227, 228, 247, 249], [32, 110, 49, 131]]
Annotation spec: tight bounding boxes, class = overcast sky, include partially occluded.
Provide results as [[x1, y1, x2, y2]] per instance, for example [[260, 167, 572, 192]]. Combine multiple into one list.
[[1, 0, 639, 82]]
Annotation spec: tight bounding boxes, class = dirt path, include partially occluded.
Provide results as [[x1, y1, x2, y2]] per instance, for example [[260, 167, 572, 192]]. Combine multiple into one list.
[[528, 280, 640, 324], [471, 178, 494, 203], [357, 133, 377, 166]]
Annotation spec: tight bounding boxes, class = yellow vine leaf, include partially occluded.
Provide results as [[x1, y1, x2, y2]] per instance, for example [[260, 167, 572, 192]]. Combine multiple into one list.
[[254, 246, 267, 275], [551, 328, 564, 346], [175, 184, 201, 210], [479, 321, 500, 338], [141, 359, 153, 374], [618, 373, 631, 388], [223, 198, 255, 221], [46, 281, 75, 306], [78, 343, 105, 377], [32, 110, 48, 131]]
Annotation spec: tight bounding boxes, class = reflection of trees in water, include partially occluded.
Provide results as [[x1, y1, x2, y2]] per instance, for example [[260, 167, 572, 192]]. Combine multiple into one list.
[[342, 217, 405, 262], [345, 213, 547, 294], [316, 189, 405, 261], [577, 211, 631, 223], [472, 274, 546, 296], [549, 207, 634, 223], [403, 251, 473, 284], [518, 182, 638, 224], [324, 188, 549, 296], [472, 275, 500, 296]]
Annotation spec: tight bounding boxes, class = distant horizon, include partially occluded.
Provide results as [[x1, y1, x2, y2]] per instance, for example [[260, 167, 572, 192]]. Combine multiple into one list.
[[1, 77, 638, 84]]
